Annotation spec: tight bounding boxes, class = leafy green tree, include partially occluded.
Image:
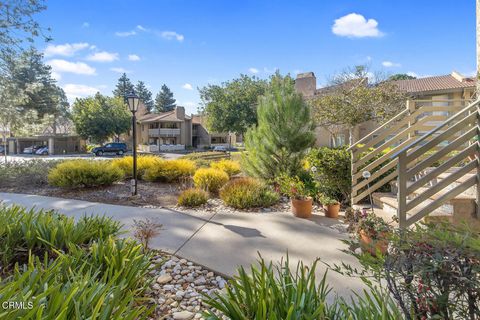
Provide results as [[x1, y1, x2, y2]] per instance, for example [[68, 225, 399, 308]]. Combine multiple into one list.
[[388, 73, 416, 81], [0, 0, 50, 72], [199, 75, 268, 135], [155, 84, 176, 112], [112, 73, 134, 99], [311, 65, 407, 144], [135, 81, 154, 112], [242, 77, 315, 180], [72, 93, 131, 143]]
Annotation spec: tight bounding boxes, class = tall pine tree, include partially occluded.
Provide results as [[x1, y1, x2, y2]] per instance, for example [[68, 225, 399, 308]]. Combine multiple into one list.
[[135, 81, 154, 112], [242, 75, 315, 180], [155, 84, 176, 112], [112, 73, 134, 99]]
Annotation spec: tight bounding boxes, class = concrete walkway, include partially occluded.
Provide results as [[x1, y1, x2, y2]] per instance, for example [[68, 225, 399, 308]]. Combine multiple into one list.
[[0, 192, 363, 297]]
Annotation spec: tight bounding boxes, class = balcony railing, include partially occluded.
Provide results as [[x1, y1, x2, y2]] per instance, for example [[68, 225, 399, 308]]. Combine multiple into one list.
[[148, 128, 181, 136]]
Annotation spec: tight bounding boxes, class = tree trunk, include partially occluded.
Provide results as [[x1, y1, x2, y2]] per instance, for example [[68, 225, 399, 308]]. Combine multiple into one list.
[[349, 127, 354, 146], [2, 133, 7, 164]]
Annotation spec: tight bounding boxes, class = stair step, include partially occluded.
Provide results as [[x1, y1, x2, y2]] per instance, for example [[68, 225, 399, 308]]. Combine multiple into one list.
[[412, 187, 475, 201], [372, 192, 452, 220]]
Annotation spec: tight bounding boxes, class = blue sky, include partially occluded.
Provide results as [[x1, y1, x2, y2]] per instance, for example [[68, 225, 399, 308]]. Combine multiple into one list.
[[37, 0, 475, 114]]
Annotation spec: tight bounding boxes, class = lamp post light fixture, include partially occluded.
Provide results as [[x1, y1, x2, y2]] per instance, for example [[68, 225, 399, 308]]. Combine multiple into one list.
[[126, 90, 140, 196], [362, 170, 375, 214]]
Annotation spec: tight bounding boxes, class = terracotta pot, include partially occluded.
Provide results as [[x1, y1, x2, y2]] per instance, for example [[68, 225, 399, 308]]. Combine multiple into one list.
[[323, 203, 340, 218], [291, 197, 313, 218], [359, 230, 388, 256]]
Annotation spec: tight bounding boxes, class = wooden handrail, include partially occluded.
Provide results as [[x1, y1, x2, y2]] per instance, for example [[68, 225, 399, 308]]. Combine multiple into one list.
[[391, 100, 479, 159]]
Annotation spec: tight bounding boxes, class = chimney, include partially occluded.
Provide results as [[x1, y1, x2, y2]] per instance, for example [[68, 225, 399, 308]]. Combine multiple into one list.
[[295, 72, 316, 97], [175, 106, 185, 120]]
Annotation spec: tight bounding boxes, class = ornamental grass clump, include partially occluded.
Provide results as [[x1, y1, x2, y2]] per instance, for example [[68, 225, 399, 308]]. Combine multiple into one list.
[[219, 177, 279, 209], [177, 188, 209, 207], [193, 168, 229, 193], [143, 159, 196, 182], [48, 159, 123, 188], [210, 159, 241, 177]]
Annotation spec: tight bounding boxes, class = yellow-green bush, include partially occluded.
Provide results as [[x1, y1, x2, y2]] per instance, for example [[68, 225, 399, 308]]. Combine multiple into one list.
[[211, 159, 241, 177], [177, 188, 209, 207], [220, 177, 279, 209], [111, 155, 162, 179], [143, 159, 196, 182], [48, 160, 123, 188], [193, 168, 229, 193]]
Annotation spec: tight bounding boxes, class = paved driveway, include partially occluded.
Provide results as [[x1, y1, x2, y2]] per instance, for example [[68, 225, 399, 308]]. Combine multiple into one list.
[[0, 192, 364, 297]]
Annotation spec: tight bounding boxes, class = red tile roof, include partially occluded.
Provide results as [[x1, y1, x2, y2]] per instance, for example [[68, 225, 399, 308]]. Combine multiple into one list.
[[392, 75, 476, 94]]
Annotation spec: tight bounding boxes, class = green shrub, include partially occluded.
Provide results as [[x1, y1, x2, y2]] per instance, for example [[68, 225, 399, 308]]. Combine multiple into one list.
[[48, 159, 123, 188], [193, 168, 229, 193], [181, 151, 227, 161], [0, 159, 63, 188], [211, 159, 241, 176], [177, 188, 209, 207], [220, 177, 279, 209], [341, 222, 480, 320], [143, 159, 196, 182], [203, 255, 403, 319], [305, 147, 351, 203], [111, 155, 162, 179], [0, 205, 121, 269]]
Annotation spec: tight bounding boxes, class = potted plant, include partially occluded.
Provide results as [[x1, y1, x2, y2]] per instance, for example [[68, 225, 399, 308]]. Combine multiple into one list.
[[317, 193, 340, 218], [345, 209, 391, 256], [277, 175, 313, 218]]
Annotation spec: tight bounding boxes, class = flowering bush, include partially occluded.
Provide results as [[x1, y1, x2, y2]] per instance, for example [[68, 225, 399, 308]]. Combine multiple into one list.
[[143, 159, 196, 182], [276, 174, 311, 200], [177, 188, 209, 207], [345, 209, 391, 240], [111, 155, 162, 179]]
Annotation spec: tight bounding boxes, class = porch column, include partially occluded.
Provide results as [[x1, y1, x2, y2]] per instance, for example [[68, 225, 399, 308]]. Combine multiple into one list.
[[48, 137, 55, 155]]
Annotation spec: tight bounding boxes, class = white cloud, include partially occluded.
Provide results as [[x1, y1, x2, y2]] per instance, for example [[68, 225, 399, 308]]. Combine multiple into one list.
[[82, 22, 90, 28], [51, 72, 62, 81], [136, 25, 148, 32], [160, 31, 184, 42], [182, 83, 193, 90], [332, 13, 383, 38], [63, 84, 99, 100], [115, 30, 137, 37], [86, 51, 119, 62], [47, 59, 96, 75], [406, 71, 419, 78], [382, 61, 401, 67], [110, 67, 131, 74], [248, 67, 259, 74], [128, 54, 141, 61], [44, 43, 90, 57]]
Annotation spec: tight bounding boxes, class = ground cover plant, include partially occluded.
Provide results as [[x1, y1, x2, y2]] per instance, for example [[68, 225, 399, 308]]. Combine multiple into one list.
[[220, 177, 279, 209], [0, 205, 154, 319], [48, 159, 123, 188]]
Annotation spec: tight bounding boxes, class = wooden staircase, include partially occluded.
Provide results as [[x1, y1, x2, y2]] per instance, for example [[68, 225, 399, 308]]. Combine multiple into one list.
[[349, 99, 480, 229]]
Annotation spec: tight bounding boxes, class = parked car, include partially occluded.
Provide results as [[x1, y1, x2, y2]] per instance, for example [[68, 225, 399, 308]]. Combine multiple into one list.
[[35, 146, 49, 155], [23, 145, 46, 154], [213, 146, 227, 152], [92, 143, 127, 156]]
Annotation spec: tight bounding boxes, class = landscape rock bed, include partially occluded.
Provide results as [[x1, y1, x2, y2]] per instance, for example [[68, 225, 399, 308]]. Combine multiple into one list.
[[147, 252, 228, 320]]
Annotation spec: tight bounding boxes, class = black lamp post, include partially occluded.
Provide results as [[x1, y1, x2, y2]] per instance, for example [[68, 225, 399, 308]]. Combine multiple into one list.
[[126, 91, 140, 196]]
